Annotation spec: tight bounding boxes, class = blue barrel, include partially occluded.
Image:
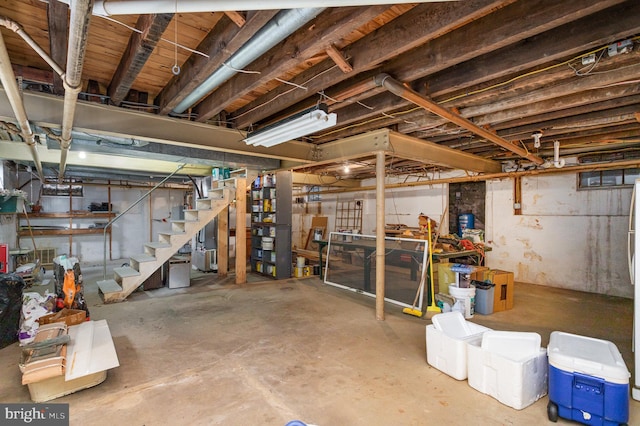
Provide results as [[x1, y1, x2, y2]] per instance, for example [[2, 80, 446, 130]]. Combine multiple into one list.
[[458, 213, 475, 236]]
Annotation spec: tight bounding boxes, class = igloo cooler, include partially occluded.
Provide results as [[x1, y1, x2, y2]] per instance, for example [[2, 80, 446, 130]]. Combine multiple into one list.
[[547, 331, 630, 425]]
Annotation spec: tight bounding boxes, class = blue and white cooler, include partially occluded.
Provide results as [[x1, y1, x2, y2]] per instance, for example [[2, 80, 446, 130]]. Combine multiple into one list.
[[547, 331, 630, 425]]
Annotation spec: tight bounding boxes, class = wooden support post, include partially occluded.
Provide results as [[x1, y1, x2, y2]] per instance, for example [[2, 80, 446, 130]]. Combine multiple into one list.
[[218, 205, 229, 277], [375, 150, 386, 321], [235, 177, 247, 284]]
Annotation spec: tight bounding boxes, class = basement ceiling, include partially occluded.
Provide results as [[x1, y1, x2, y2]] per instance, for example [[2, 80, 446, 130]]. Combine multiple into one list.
[[0, 0, 639, 182]]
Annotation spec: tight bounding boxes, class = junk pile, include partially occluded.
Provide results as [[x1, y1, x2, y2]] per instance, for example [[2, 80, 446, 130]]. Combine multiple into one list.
[[53, 255, 89, 317], [0, 273, 26, 349], [425, 312, 630, 424]]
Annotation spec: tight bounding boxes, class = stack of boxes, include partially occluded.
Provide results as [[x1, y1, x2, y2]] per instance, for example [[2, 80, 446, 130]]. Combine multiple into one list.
[[435, 263, 514, 315]]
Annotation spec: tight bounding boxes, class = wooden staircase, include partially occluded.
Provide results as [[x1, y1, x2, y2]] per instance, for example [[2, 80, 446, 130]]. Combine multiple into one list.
[[97, 184, 233, 303]]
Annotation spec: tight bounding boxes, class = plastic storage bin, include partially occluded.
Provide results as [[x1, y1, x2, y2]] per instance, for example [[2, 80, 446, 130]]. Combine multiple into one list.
[[426, 312, 491, 380], [467, 330, 548, 410], [547, 331, 630, 425]]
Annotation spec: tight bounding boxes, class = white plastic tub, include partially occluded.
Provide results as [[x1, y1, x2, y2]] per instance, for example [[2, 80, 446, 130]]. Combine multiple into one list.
[[426, 312, 491, 380], [467, 330, 548, 410]]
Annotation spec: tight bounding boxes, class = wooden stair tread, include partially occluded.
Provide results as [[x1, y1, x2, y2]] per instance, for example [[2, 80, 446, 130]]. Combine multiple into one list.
[[145, 242, 171, 249], [114, 266, 141, 278], [97, 279, 122, 293], [130, 254, 156, 263]]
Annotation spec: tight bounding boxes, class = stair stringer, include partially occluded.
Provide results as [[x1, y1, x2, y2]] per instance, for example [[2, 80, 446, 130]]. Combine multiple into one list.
[[98, 188, 232, 302]]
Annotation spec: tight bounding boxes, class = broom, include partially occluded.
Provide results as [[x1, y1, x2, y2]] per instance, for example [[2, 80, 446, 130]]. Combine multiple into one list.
[[402, 257, 428, 317], [403, 221, 438, 318], [424, 220, 442, 319]]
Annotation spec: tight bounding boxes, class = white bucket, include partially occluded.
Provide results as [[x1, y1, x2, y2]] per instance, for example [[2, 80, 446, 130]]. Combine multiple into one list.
[[449, 284, 476, 319], [296, 256, 306, 268], [262, 237, 274, 250]]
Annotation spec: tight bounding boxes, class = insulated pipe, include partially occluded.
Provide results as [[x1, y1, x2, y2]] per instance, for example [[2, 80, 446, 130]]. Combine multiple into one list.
[[172, 7, 325, 114], [54, 0, 447, 16], [374, 73, 545, 166], [59, 0, 93, 180], [0, 32, 45, 180], [0, 16, 65, 77]]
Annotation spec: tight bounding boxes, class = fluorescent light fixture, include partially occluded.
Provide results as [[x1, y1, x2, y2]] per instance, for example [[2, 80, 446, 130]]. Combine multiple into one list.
[[244, 104, 337, 147]]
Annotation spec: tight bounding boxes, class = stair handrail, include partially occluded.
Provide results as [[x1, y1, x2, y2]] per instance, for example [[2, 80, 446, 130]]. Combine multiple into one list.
[[102, 164, 186, 280]]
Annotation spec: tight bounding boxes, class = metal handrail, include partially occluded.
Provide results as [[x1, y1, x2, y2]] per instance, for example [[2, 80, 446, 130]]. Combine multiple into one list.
[[102, 164, 185, 280]]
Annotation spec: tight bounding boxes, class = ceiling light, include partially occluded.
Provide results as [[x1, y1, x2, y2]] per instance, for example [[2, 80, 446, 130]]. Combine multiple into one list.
[[78, 151, 87, 159], [244, 104, 337, 148], [343, 164, 350, 173]]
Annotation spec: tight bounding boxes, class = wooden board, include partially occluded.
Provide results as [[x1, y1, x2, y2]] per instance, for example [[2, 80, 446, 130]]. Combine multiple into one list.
[[305, 216, 328, 250]]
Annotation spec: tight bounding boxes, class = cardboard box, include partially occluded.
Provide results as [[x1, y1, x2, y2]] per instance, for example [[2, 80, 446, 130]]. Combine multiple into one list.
[[28, 370, 107, 403], [475, 269, 514, 312], [38, 309, 86, 327]]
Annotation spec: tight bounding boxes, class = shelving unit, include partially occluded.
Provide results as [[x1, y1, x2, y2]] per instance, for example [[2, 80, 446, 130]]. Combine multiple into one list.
[[17, 211, 115, 257], [250, 171, 292, 279]]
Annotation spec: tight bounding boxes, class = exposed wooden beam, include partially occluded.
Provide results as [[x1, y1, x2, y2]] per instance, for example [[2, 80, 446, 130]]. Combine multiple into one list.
[[155, 10, 278, 115], [46, 0, 68, 95], [232, 0, 508, 128], [376, 74, 544, 164], [194, 6, 387, 123], [108, 13, 173, 106], [224, 11, 246, 27], [291, 172, 361, 188], [325, 45, 352, 73]]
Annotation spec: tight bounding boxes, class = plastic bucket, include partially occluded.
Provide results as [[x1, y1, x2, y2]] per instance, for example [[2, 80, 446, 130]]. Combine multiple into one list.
[[449, 284, 476, 318], [262, 237, 274, 250], [458, 213, 475, 236], [296, 256, 306, 268]]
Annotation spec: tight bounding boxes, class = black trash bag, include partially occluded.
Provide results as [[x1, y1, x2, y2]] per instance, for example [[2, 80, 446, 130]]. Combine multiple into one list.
[[0, 273, 26, 349]]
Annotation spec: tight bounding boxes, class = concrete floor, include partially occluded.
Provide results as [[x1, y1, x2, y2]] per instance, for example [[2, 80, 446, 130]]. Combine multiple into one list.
[[1, 261, 638, 425]]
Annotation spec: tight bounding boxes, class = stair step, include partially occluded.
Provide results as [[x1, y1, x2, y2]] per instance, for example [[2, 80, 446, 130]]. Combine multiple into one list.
[[159, 231, 186, 237], [114, 266, 141, 278], [130, 253, 156, 263], [145, 242, 172, 249], [170, 219, 197, 225], [97, 279, 122, 293]]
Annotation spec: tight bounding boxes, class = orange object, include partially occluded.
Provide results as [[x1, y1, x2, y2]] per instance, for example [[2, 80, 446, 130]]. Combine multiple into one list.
[[62, 270, 76, 309]]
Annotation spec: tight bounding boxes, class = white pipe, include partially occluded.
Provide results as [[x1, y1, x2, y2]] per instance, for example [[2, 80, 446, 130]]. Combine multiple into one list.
[[0, 16, 65, 77], [59, 0, 93, 180], [553, 140, 565, 168], [54, 0, 451, 16], [0, 31, 45, 180]]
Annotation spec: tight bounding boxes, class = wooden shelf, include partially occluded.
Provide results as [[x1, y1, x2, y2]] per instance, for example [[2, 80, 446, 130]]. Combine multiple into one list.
[[18, 228, 110, 237], [19, 211, 115, 219]]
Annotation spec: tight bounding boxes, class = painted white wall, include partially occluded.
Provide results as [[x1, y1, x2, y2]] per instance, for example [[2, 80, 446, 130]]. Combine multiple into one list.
[[14, 179, 188, 266], [485, 174, 632, 298], [292, 172, 633, 298]]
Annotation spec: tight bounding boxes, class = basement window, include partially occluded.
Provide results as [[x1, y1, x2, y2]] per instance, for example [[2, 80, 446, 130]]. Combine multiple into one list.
[[578, 168, 640, 189]]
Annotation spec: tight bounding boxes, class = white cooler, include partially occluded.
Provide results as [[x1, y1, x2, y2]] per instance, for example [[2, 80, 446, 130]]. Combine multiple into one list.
[[426, 312, 491, 380], [467, 330, 548, 410]]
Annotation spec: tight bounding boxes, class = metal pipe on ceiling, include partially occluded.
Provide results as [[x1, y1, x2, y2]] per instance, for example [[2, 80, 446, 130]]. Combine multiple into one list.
[[59, 0, 94, 180], [374, 73, 545, 166], [55, 0, 450, 16], [172, 7, 325, 114], [0, 31, 44, 181]]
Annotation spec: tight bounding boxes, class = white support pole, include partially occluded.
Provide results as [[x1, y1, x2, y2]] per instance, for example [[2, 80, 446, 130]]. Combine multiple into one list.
[[375, 150, 385, 320]]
